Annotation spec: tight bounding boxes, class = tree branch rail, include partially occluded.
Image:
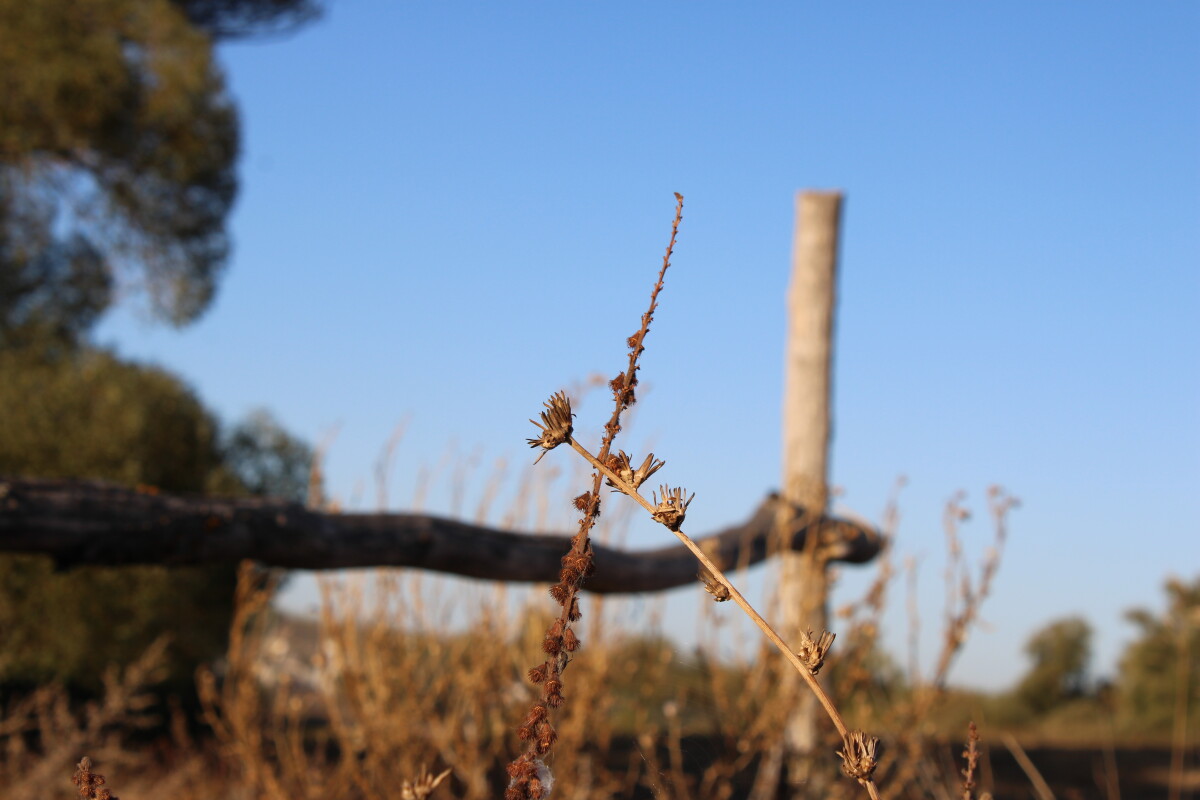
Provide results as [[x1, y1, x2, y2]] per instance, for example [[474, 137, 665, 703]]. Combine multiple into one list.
[[0, 477, 881, 594]]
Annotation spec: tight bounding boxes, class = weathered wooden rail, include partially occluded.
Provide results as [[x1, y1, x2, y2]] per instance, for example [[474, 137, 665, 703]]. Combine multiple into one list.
[[0, 476, 880, 593]]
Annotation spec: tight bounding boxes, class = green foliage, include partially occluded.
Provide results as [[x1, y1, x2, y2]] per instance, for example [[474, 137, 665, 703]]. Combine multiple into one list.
[[1116, 576, 1200, 735], [1012, 616, 1093, 716], [0, 347, 223, 490], [172, 0, 323, 39], [0, 346, 227, 691], [0, 345, 311, 693], [0, 0, 238, 344], [0, 0, 323, 348], [0, 0, 319, 700], [221, 409, 314, 503]]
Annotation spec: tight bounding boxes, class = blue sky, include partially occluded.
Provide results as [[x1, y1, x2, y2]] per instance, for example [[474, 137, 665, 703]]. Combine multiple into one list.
[[96, 2, 1198, 691]]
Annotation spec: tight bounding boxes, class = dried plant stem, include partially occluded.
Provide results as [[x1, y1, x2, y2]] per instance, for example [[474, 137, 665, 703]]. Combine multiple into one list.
[[73, 757, 118, 800], [961, 721, 981, 800], [522, 193, 878, 799], [1000, 733, 1054, 800], [507, 194, 685, 800], [567, 437, 881, 800]]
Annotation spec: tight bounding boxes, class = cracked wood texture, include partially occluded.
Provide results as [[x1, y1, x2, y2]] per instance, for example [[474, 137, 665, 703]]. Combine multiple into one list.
[[0, 477, 881, 593]]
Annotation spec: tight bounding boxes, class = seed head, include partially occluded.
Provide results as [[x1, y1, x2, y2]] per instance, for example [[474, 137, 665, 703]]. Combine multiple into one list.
[[506, 757, 554, 800], [548, 583, 569, 605], [72, 758, 115, 800], [527, 391, 574, 463], [605, 450, 665, 491], [544, 677, 564, 707], [795, 629, 836, 675], [651, 485, 694, 531], [534, 720, 557, 754], [837, 730, 880, 785]]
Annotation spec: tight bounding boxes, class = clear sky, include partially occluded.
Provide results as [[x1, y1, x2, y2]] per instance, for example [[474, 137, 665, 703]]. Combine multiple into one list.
[[95, 2, 1199, 691]]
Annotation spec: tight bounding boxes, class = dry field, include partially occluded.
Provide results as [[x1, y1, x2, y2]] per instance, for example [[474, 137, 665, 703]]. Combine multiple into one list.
[[3, 197, 1193, 800], [3, 551, 1193, 800]]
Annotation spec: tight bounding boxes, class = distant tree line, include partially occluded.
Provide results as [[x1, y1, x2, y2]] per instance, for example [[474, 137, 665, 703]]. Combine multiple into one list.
[[994, 577, 1200, 736]]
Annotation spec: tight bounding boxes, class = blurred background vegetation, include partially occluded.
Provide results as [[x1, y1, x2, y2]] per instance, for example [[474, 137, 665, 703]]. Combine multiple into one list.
[[0, 1, 1195, 796], [0, 0, 318, 697]]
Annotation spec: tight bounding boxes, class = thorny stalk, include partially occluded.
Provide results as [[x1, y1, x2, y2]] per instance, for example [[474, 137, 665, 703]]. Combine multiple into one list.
[[960, 721, 981, 800], [505, 193, 685, 800], [518, 193, 882, 800], [72, 757, 118, 800]]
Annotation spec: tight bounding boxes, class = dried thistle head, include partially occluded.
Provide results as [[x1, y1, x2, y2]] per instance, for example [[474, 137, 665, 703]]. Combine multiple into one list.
[[527, 391, 574, 463], [651, 485, 694, 531], [605, 450, 665, 491], [837, 730, 880, 785], [795, 629, 836, 675], [400, 766, 452, 800]]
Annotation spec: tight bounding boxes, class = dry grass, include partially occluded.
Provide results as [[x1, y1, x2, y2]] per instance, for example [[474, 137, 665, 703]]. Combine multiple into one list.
[[0, 197, 1040, 799], [0, 491, 1017, 800], [510, 194, 894, 799]]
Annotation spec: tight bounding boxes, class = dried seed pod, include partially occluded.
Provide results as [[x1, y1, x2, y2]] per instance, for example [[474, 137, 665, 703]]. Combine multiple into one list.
[[651, 485, 694, 531], [542, 619, 571, 655], [605, 450, 665, 491], [837, 730, 880, 785], [534, 720, 557, 754], [795, 629, 836, 675], [561, 552, 589, 573], [72, 758, 114, 800], [699, 568, 731, 602], [527, 391, 574, 463], [544, 677, 564, 707], [506, 757, 538, 781], [524, 704, 548, 726]]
